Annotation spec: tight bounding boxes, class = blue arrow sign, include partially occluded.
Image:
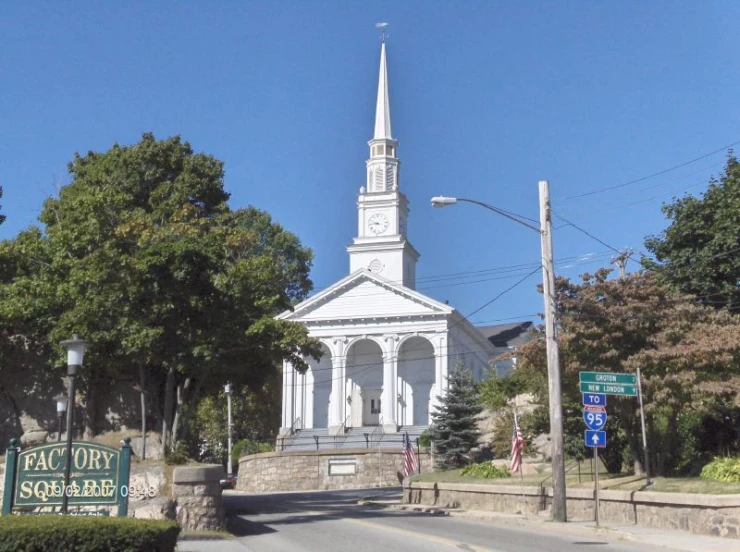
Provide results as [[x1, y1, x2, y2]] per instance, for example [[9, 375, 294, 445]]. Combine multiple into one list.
[[582, 393, 607, 407], [583, 410, 607, 431], [585, 430, 606, 448]]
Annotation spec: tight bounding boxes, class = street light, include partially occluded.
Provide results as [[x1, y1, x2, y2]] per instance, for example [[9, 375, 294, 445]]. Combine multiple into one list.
[[59, 334, 89, 514], [430, 181, 567, 522], [54, 395, 67, 443], [225, 383, 234, 480]]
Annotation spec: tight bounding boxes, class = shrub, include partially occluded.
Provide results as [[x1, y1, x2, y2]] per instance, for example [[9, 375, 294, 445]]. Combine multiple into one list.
[[0, 516, 180, 552], [460, 461, 511, 479], [165, 441, 190, 465], [418, 429, 431, 449], [700, 456, 740, 483]]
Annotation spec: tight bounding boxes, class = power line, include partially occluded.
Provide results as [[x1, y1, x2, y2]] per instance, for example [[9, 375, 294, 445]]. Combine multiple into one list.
[[563, 139, 740, 200]]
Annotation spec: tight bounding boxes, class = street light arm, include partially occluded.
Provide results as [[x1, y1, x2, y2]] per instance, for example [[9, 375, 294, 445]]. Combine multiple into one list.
[[431, 196, 541, 234]]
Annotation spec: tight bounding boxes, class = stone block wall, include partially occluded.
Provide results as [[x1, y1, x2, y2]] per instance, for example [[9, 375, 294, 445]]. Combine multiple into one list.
[[237, 448, 432, 493], [405, 480, 740, 540], [172, 464, 225, 531]]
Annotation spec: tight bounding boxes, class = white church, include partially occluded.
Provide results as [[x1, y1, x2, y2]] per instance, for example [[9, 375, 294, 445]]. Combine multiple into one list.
[[277, 41, 504, 447]]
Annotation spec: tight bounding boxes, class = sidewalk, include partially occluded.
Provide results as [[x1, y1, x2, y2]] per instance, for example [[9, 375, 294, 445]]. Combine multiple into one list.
[[371, 502, 740, 552]]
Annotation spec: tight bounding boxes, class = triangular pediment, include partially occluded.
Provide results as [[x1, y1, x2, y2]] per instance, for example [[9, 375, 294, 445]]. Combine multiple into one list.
[[278, 270, 453, 323]]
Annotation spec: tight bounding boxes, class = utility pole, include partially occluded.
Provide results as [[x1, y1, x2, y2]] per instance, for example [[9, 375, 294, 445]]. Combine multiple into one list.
[[610, 249, 632, 279], [611, 250, 651, 485], [539, 180, 567, 522]]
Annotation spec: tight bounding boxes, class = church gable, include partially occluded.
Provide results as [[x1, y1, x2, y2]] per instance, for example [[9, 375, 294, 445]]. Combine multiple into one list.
[[281, 272, 451, 322]]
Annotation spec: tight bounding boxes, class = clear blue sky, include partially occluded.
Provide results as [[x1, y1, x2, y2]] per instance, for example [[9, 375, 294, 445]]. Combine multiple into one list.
[[2, 2, 739, 326]]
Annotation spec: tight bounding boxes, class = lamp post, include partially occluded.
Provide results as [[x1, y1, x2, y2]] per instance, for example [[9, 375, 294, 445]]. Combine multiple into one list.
[[59, 334, 89, 514], [431, 181, 567, 522], [54, 395, 67, 443], [225, 383, 234, 480]]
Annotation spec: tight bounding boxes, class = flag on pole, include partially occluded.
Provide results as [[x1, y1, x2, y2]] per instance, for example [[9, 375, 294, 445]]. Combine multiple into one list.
[[509, 411, 525, 474], [403, 432, 418, 478]]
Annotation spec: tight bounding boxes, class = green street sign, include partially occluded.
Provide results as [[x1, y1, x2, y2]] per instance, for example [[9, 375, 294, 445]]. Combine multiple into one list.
[[579, 371, 636, 385], [580, 382, 637, 396]]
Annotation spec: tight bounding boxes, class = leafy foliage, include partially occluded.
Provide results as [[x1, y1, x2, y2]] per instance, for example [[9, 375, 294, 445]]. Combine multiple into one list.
[[512, 270, 740, 475], [192, 376, 281, 464], [645, 155, 740, 312], [0, 134, 320, 446], [461, 461, 511, 479], [0, 517, 180, 552], [700, 457, 740, 483], [429, 364, 482, 469]]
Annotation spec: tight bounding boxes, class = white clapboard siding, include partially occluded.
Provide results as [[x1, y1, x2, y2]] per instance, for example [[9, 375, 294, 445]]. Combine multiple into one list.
[[300, 280, 437, 320]]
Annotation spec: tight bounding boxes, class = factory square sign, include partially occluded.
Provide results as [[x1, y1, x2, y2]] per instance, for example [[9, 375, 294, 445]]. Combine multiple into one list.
[[2, 438, 132, 516]]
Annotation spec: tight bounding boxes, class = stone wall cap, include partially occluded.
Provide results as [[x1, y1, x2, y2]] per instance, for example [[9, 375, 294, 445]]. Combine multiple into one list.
[[173, 464, 224, 484]]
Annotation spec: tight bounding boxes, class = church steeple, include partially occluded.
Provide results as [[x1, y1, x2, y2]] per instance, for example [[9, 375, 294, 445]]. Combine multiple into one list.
[[348, 39, 419, 288], [373, 41, 392, 140], [366, 41, 399, 193]]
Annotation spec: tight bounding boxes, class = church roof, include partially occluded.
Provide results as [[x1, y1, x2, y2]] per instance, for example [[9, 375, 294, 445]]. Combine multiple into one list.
[[476, 321, 534, 356], [277, 269, 454, 323]]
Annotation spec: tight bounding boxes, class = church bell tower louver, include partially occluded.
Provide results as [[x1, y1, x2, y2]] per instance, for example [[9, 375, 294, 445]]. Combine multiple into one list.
[[347, 40, 420, 288]]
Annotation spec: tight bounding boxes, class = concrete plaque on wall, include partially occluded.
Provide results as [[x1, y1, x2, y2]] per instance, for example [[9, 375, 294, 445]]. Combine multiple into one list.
[[328, 459, 357, 476]]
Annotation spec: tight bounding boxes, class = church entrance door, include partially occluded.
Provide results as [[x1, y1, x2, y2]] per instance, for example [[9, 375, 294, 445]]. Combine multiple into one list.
[[363, 389, 382, 426]]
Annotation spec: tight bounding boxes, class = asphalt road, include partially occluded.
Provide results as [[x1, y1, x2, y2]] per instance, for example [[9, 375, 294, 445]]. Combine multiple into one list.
[[178, 488, 688, 552]]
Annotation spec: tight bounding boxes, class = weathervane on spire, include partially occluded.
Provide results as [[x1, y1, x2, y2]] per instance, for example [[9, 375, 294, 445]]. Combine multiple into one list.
[[375, 22, 388, 42]]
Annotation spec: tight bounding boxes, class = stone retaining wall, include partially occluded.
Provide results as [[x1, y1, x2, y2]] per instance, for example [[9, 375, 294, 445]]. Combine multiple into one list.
[[237, 448, 431, 493], [404, 480, 740, 539], [172, 464, 225, 531]]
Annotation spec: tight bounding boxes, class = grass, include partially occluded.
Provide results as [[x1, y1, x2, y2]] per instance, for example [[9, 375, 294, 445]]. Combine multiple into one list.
[[412, 461, 740, 494], [609, 476, 740, 495], [411, 459, 621, 488]]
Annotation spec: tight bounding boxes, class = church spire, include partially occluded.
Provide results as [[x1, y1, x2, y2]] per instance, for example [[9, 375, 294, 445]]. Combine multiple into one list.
[[373, 41, 393, 140]]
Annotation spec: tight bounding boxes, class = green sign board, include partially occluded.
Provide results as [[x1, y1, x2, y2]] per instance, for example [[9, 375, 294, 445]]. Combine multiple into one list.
[[580, 381, 637, 396], [2, 438, 131, 516], [579, 372, 636, 385]]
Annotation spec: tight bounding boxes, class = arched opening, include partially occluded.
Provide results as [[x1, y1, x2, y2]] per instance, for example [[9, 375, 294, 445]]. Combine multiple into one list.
[[397, 336, 435, 426], [345, 339, 383, 427]]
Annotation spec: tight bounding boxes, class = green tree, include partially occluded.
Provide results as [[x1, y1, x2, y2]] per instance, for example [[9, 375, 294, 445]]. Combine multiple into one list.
[[0, 134, 320, 448], [645, 155, 740, 312], [429, 364, 482, 469]]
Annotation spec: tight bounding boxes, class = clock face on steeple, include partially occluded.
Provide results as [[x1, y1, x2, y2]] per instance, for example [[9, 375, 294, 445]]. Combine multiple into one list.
[[368, 213, 389, 235]]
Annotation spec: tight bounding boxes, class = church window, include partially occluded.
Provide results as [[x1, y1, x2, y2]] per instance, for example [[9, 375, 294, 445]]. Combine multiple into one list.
[[387, 146, 394, 157]]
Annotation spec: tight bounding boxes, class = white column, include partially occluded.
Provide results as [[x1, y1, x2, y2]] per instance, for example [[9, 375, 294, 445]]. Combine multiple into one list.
[[328, 337, 346, 435], [431, 335, 448, 415], [381, 335, 398, 433], [281, 360, 291, 431]]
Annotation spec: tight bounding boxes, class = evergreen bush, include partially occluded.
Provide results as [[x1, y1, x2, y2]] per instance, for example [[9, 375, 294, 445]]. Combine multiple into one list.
[[0, 517, 180, 552], [429, 364, 481, 469]]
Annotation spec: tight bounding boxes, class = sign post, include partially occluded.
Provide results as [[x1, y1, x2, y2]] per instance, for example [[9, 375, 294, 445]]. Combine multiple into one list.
[[580, 370, 643, 526]]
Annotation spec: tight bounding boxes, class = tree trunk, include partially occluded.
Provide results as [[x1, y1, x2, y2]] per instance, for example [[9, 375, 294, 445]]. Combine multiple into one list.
[[657, 407, 678, 476], [162, 367, 175, 452], [171, 377, 188, 446], [138, 362, 147, 460]]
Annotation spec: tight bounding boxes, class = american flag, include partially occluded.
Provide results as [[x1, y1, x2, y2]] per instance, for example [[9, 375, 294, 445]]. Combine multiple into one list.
[[403, 432, 418, 478], [509, 411, 525, 474]]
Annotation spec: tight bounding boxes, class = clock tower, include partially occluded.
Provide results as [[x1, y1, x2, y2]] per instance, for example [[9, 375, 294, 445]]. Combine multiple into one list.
[[347, 40, 419, 288]]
